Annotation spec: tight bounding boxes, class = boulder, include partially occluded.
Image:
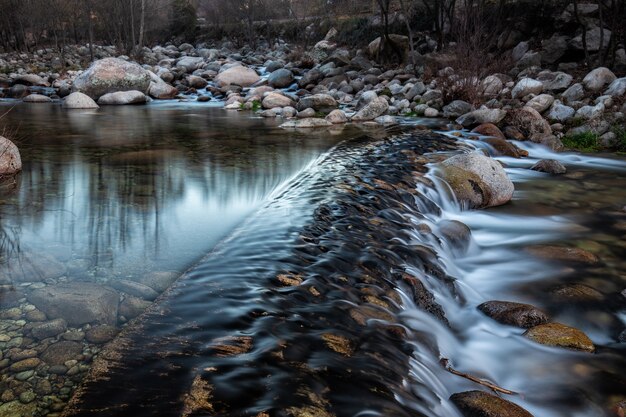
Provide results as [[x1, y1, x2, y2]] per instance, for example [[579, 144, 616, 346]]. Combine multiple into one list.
[[214, 66, 260, 87], [110, 279, 159, 300], [72, 58, 151, 99], [268, 68, 294, 88], [561, 83, 585, 103], [605, 77, 626, 97], [481, 138, 523, 158], [23, 94, 52, 103], [524, 322, 595, 352], [405, 82, 427, 100], [478, 301, 549, 328], [279, 118, 333, 129], [325, 109, 348, 124], [367, 35, 410, 62], [570, 27, 612, 52], [40, 341, 83, 365], [0, 252, 64, 284], [546, 101, 575, 123], [262, 92, 295, 109], [351, 97, 389, 121], [138, 271, 179, 293], [14, 74, 49, 87], [575, 102, 604, 120], [85, 325, 118, 344], [481, 75, 503, 97], [437, 220, 472, 254], [526, 94, 554, 113], [297, 94, 338, 112], [504, 107, 552, 141], [537, 71, 573, 92], [451, 391, 534, 417], [471, 123, 506, 140], [27, 283, 119, 326], [552, 284, 603, 302], [119, 296, 152, 319], [31, 319, 68, 340], [147, 74, 178, 99], [187, 75, 208, 89], [512, 41, 530, 62], [511, 78, 544, 99], [530, 159, 567, 174], [0, 136, 22, 176], [438, 152, 514, 209], [541, 34, 568, 64], [443, 100, 473, 118], [97, 90, 148, 105], [582, 67, 616, 92], [298, 68, 323, 88], [525, 245, 599, 264], [456, 109, 507, 127], [63, 92, 99, 109], [176, 56, 205, 73]]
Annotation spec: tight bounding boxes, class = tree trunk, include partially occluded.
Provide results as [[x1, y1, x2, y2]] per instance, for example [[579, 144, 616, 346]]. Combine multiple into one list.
[[572, 0, 589, 66], [138, 0, 146, 51]]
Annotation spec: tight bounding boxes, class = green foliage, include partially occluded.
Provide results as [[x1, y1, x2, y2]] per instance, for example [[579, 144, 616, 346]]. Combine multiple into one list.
[[568, 117, 586, 128], [612, 125, 626, 153], [251, 100, 261, 112], [561, 132, 600, 152]]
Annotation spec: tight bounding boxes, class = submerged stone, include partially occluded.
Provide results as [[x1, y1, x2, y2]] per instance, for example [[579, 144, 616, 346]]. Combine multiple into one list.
[[523, 322, 595, 352], [451, 390, 534, 417], [525, 245, 599, 264]]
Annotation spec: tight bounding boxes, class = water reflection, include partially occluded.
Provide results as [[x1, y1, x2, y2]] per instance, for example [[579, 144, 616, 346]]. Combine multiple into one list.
[[0, 102, 358, 280]]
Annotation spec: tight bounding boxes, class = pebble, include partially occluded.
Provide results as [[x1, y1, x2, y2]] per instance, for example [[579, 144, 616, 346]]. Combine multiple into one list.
[[18, 390, 36, 404], [9, 357, 41, 372]]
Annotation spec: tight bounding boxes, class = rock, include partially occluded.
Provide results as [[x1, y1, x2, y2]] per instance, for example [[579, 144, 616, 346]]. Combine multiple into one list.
[[451, 390, 534, 417], [443, 100, 473, 118], [312, 40, 336, 62], [481, 75, 503, 97], [517, 51, 542, 69], [63, 92, 99, 109], [279, 118, 332, 129], [424, 108, 439, 117], [214, 66, 260, 87], [504, 107, 552, 142], [512, 41, 530, 62], [583, 67, 617, 92], [575, 102, 604, 120], [0, 252, 64, 284], [73, 57, 151, 99], [325, 109, 348, 124], [8, 84, 29, 99], [24, 309, 46, 322], [524, 323, 595, 352], [119, 296, 152, 319], [187, 75, 207, 89], [352, 97, 389, 122], [437, 220, 471, 254], [561, 83, 585, 104], [456, 109, 507, 127], [481, 138, 522, 158], [9, 358, 41, 372], [552, 284, 603, 301], [405, 82, 426, 100], [27, 283, 119, 326], [537, 71, 573, 92], [566, 119, 610, 137], [471, 123, 506, 140], [14, 74, 49, 87], [571, 27, 612, 52], [31, 319, 67, 340], [511, 78, 544, 99], [546, 101, 575, 123], [367, 35, 410, 62], [40, 341, 83, 365], [439, 152, 514, 209], [147, 74, 178, 99], [138, 271, 179, 293], [298, 68, 322, 88], [23, 93, 52, 103], [297, 94, 337, 112], [297, 108, 316, 118], [97, 90, 147, 105], [605, 77, 626, 97], [176, 56, 205, 73], [530, 159, 567, 174], [262, 92, 295, 109], [478, 301, 549, 328], [526, 94, 554, 113], [85, 325, 118, 344], [525, 245, 599, 264], [110, 279, 159, 300], [541, 35, 568, 64], [0, 136, 22, 176], [0, 401, 37, 417], [268, 69, 294, 88]]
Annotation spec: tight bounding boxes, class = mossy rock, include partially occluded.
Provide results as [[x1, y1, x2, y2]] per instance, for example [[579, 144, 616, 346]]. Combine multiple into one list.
[[523, 322, 595, 352], [451, 390, 534, 417], [478, 301, 549, 328]]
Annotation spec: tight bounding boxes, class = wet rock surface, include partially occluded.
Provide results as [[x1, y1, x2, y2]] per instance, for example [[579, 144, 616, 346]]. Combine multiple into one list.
[[451, 390, 534, 417], [523, 322, 595, 352], [478, 301, 549, 328]]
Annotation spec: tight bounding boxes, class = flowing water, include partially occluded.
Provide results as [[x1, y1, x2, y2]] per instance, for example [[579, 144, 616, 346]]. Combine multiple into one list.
[[0, 101, 625, 417]]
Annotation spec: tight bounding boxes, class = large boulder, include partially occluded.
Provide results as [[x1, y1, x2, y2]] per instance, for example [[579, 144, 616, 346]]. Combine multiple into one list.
[[214, 65, 260, 87], [526, 94, 554, 113], [351, 97, 389, 121], [98, 90, 148, 105], [537, 71, 573, 92], [27, 283, 119, 326], [176, 56, 205, 73], [262, 92, 295, 109], [367, 35, 410, 62], [456, 108, 507, 127], [561, 83, 585, 103], [0, 252, 64, 284], [546, 100, 575, 123], [63, 92, 99, 109], [504, 107, 552, 141], [570, 27, 612, 52], [0, 136, 22, 176], [14, 74, 49, 87], [72, 58, 151, 99], [605, 77, 626, 97], [268, 68, 294, 88], [511, 78, 544, 99], [438, 152, 514, 209], [582, 67, 616, 92], [443, 100, 473, 118], [478, 301, 549, 328], [147, 72, 178, 99], [23, 94, 52, 103], [296, 94, 338, 112]]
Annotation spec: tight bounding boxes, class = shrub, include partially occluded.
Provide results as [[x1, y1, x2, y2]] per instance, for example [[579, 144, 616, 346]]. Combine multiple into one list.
[[561, 132, 600, 152]]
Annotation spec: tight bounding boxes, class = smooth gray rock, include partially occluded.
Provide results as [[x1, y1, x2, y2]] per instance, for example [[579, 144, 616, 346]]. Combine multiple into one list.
[[351, 97, 389, 121], [561, 83, 585, 103], [0, 136, 22, 176], [512, 78, 544, 99], [456, 108, 507, 127], [443, 100, 473, 118], [526, 94, 554, 113], [297, 93, 338, 112], [531, 159, 567, 175], [31, 319, 67, 340], [546, 101, 575, 123], [72, 58, 151, 99], [63, 92, 99, 109], [583, 67, 616, 92], [267, 68, 294, 88], [23, 94, 52, 103], [97, 90, 147, 105]]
